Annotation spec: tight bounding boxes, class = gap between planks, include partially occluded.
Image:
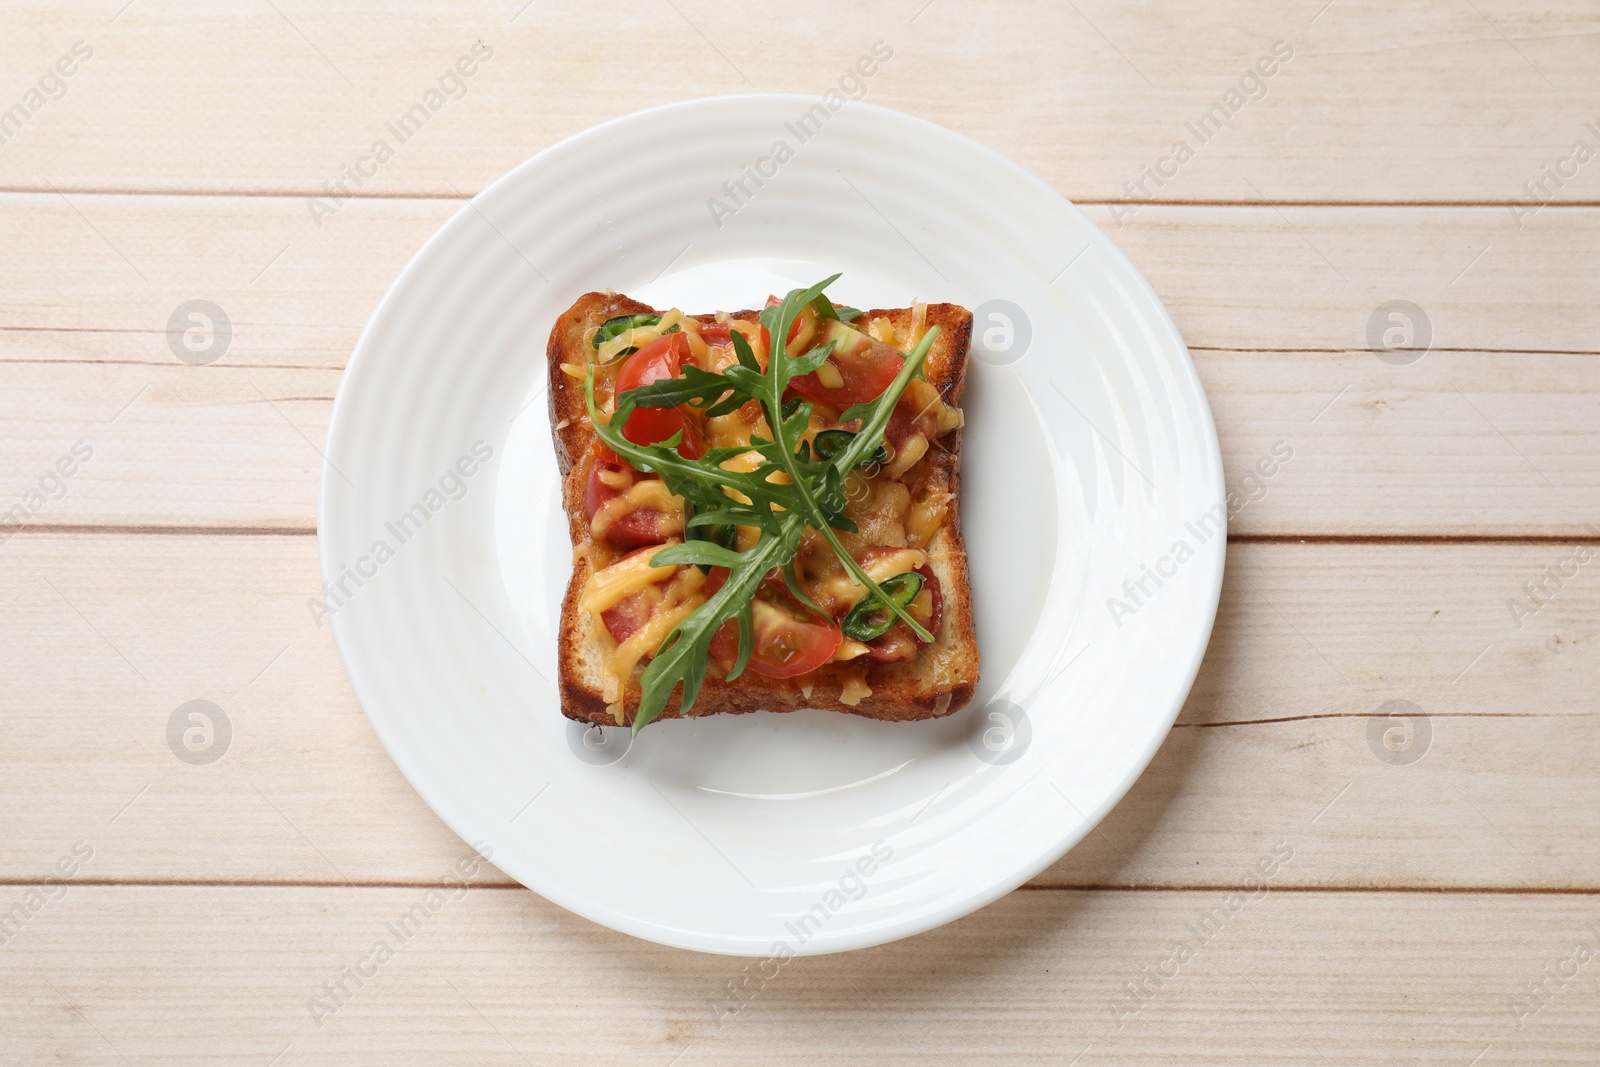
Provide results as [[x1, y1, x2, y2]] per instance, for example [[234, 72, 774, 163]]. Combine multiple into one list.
[[12, 525, 1598, 546], [7, 187, 1600, 210], [6, 347, 1599, 363], [0, 879, 1595, 894]]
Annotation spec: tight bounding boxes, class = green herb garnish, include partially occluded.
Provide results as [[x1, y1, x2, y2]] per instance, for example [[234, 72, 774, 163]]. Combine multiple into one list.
[[582, 275, 939, 732]]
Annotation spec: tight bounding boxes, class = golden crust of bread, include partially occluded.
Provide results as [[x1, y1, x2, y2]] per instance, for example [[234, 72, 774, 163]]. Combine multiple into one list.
[[548, 291, 978, 726]]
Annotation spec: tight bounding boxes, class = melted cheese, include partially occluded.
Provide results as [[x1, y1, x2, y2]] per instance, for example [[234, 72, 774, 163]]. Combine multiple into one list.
[[906, 489, 952, 549], [883, 433, 928, 478], [589, 479, 684, 540], [905, 377, 941, 418], [786, 310, 818, 357], [813, 361, 845, 389], [809, 547, 927, 614], [864, 548, 927, 582], [684, 326, 711, 367], [840, 477, 910, 553], [604, 568, 707, 703], [593, 308, 684, 364], [579, 541, 681, 614], [705, 408, 763, 451]]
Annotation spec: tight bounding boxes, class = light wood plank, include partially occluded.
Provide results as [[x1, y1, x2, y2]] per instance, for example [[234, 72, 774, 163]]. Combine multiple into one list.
[[2, 350, 1594, 535], [2, 885, 1595, 1064], [1086, 204, 1600, 357], [4, 2, 1592, 1059], [1, 535, 1594, 889], [0, 194, 449, 370], [2, 2, 1598, 204], [3, 197, 1598, 362]]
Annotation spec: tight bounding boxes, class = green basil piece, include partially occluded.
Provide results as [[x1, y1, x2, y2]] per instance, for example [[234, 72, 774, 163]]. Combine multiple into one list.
[[841, 571, 925, 642]]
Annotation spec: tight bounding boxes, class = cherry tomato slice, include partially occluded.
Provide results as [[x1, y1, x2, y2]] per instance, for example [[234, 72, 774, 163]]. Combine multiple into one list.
[[615, 332, 688, 392], [710, 598, 842, 679], [613, 333, 706, 459], [788, 327, 904, 408], [620, 405, 705, 459]]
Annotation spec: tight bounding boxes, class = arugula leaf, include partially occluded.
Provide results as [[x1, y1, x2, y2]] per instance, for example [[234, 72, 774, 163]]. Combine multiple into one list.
[[810, 292, 862, 323], [633, 519, 804, 727], [787, 339, 837, 377], [650, 541, 745, 569], [685, 506, 761, 528], [831, 328, 939, 472], [627, 365, 737, 411], [730, 328, 761, 372], [754, 282, 938, 644], [584, 377, 793, 522]]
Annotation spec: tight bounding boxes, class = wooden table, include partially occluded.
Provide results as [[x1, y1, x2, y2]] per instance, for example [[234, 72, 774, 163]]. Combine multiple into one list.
[[3, 2, 1597, 1062]]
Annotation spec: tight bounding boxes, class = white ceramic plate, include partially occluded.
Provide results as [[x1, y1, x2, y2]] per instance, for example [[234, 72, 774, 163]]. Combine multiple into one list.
[[320, 95, 1224, 956]]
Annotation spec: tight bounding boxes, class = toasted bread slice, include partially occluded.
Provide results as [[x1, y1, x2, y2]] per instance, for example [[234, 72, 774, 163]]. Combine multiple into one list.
[[548, 291, 978, 726]]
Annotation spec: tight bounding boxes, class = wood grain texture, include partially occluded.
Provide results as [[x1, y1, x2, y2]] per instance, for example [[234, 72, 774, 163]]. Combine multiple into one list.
[[3, 198, 1597, 362], [3, 0, 1597, 1057], [1, 351, 1593, 535], [2, 197, 1597, 534], [2, 886, 1596, 1064], [2, 1, 1598, 204], [1, 535, 1593, 889]]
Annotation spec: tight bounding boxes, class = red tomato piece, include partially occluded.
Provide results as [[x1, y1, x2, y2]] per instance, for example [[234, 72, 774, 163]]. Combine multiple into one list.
[[583, 459, 632, 521], [583, 460, 672, 549], [590, 439, 626, 467], [613, 334, 706, 459], [615, 332, 688, 392], [788, 327, 904, 408], [605, 509, 674, 549], [601, 589, 654, 644], [710, 598, 842, 679]]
